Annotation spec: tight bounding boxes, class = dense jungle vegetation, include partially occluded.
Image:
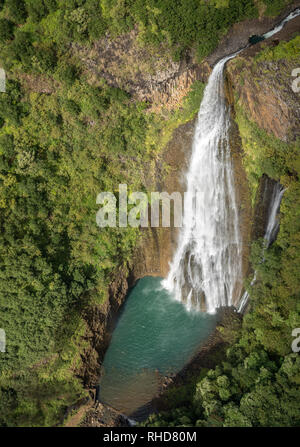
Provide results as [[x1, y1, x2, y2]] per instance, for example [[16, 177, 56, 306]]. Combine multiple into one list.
[[0, 0, 298, 427]]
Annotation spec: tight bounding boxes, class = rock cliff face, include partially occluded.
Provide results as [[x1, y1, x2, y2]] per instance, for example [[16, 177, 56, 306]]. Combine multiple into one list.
[[225, 11, 300, 265], [73, 2, 299, 114], [224, 75, 253, 303], [72, 28, 211, 113], [226, 13, 300, 142], [251, 174, 281, 241], [78, 267, 130, 387], [130, 118, 196, 280]]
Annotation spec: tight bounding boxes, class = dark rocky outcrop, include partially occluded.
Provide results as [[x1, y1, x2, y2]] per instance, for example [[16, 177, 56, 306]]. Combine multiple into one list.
[[77, 267, 131, 388], [130, 118, 196, 280], [72, 28, 211, 113], [252, 175, 280, 241], [80, 401, 131, 427]]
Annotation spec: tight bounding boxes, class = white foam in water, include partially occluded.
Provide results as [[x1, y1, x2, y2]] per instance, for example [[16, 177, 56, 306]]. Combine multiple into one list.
[[163, 8, 299, 314], [162, 52, 243, 314]]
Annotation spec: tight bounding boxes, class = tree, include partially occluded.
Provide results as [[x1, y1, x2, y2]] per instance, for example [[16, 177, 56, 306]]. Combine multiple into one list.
[[6, 0, 28, 24], [0, 18, 14, 43]]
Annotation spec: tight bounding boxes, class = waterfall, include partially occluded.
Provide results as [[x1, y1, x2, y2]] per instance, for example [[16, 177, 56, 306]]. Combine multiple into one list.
[[264, 183, 285, 248], [162, 7, 299, 315], [237, 183, 285, 313], [162, 52, 242, 314]]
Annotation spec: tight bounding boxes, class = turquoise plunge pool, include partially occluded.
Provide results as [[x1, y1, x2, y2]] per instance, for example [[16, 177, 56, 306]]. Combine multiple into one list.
[[98, 276, 216, 416]]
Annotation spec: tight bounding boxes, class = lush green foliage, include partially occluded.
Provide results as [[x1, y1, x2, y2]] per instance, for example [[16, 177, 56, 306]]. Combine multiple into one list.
[[255, 35, 300, 62], [0, 1, 207, 425], [1, 0, 283, 67], [262, 0, 292, 17], [101, 0, 259, 60], [7, 0, 28, 24], [235, 104, 298, 203], [0, 0, 296, 427], [143, 353, 300, 427], [0, 18, 14, 43]]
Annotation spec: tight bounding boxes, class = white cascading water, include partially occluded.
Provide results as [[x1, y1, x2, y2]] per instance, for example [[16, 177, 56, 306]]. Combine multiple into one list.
[[163, 8, 300, 314], [264, 183, 285, 248], [238, 183, 285, 313], [162, 52, 242, 314]]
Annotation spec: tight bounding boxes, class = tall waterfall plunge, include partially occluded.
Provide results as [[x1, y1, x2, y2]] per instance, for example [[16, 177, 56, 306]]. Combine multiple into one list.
[[162, 53, 243, 314], [162, 7, 300, 314]]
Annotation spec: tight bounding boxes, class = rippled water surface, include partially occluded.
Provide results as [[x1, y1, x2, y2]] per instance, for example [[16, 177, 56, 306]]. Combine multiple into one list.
[[99, 277, 216, 415]]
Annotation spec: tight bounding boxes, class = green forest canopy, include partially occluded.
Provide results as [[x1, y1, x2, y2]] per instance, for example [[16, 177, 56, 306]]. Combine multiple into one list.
[[0, 0, 298, 427]]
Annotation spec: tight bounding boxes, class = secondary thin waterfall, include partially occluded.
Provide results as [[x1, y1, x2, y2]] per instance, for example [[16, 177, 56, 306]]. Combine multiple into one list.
[[264, 183, 285, 247], [238, 183, 285, 313], [162, 53, 242, 314]]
